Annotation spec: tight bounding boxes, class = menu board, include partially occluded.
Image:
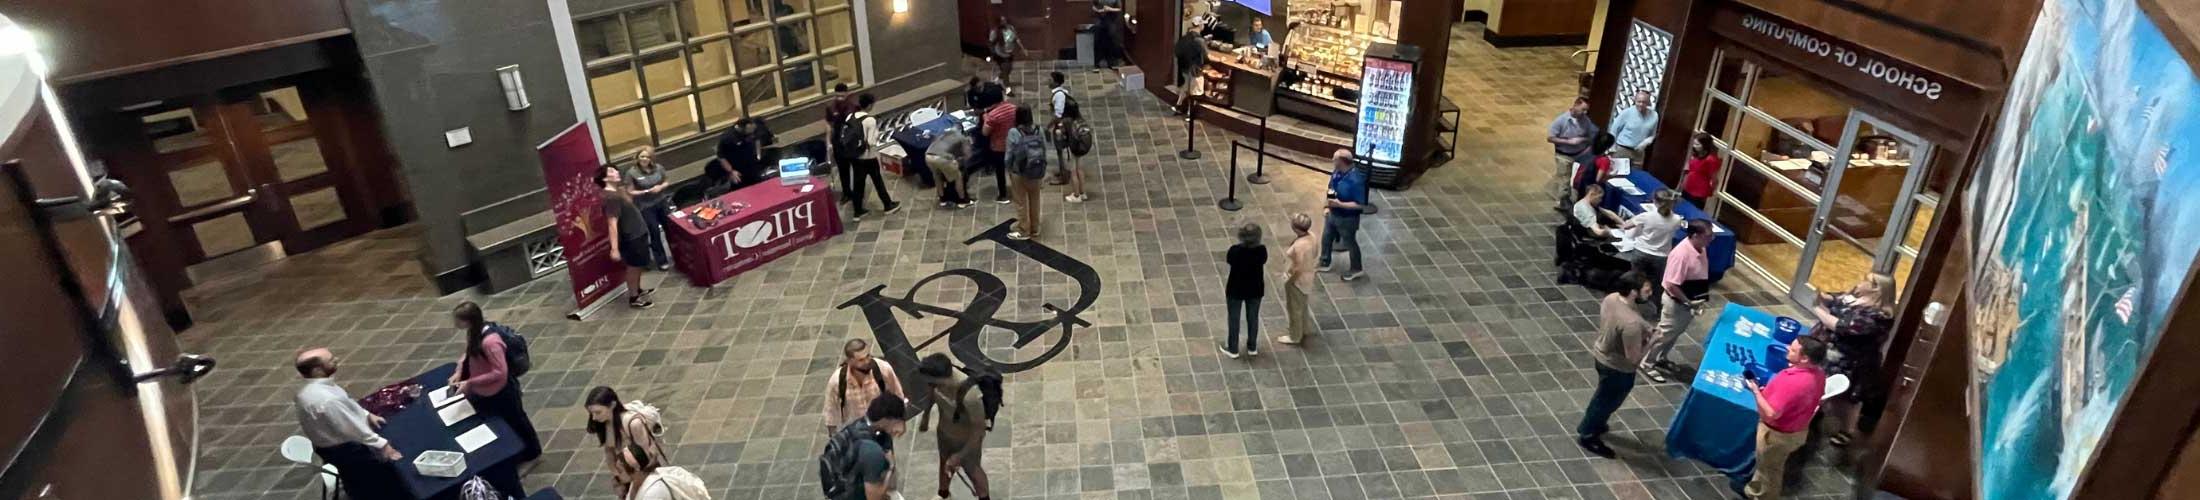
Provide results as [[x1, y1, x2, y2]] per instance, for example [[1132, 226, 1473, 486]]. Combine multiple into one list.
[[1354, 56, 1414, 164]]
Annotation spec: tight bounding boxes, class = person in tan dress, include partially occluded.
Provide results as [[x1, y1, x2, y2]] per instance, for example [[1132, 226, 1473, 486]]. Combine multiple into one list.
[[1277, 213, 1318, 345]]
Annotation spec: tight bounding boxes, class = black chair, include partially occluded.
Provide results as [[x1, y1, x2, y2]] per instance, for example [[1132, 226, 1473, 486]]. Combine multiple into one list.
[[1553, 210, 1633, 291]]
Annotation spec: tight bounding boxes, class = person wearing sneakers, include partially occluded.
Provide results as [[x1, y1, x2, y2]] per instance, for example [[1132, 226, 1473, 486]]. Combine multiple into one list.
[[1318, 149, 1369, 281], [980, 98, 1018, 204], [1576, 272, 1652, 459], [1276, 213, 1317, 346], [1003, 106, 1048, 240], [1220, 222, 1267, 358], [844, 93, 901, 221], [1047, 71, 1075, 186], [926, 123, 975, 209], [1051, 103, 1094, 203], [1640, 219, 1715, 382], [597, 165, 654, 309]]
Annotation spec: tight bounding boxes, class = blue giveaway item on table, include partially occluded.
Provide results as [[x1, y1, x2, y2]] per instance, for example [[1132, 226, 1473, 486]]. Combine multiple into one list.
[[778, 157, 811, 186], [1664, 303, 1805, 474]]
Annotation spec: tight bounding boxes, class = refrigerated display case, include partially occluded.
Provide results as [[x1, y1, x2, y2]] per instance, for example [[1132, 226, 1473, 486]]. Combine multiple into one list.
[[1354, 42, 1418, 187]]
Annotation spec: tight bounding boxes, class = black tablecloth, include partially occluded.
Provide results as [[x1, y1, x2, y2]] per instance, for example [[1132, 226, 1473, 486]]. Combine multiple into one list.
[[381, 363, 523, 499]]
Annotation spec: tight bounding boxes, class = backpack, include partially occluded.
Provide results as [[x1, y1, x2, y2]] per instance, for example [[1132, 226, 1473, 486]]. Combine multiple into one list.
[[833, 113, 872, 160], [1015, 128, 1048, 176], [835, 364, 888, 409], [818, 419, 878, 498], [458, 477, 501, 500], [626, 400, 667, 438], [1066, 120, 1095, 157], [485, 323, 531, 378], [951, 365, 1005, 426], [643, 466, 714, 500]]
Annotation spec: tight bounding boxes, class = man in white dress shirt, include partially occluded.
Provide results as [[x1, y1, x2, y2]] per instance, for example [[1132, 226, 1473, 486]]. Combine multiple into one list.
[[294, 347, 404, 499]]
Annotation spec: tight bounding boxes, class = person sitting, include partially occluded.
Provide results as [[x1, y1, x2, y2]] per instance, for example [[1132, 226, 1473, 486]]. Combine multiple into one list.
[[1571, 132, 1619, 202], [1572, 184, 1624, 239]]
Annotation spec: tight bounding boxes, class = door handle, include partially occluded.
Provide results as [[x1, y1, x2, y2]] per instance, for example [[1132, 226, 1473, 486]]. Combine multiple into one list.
[[131, 353, 217, 384]]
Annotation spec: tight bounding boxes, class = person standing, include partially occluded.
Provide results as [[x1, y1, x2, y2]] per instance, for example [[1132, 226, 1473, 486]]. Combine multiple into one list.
[[914, 354, 992, 500], [1277, 213, 1317, 346], [1743, 337, 1830, 500], [1319, 150, 1370, 281], [625, 147, 672, 271], [1091, 0, 1128, 79], [598, 166, 655, 309], [1576, 272, 1653, 458], [1052, 103, 1094, 202], [1615, 189, 1685, 278], [926, 123, 975, 208], [1173, 26, 1208, 113], [1004, 106, 1049, 240], [1221, 223, 1267, 358], [1810, 273, 1897, 448], [1248, 18, 1275, 56], [1047, 72, 1075, 186], [1607, 90, 1658, 161], [981, 99, 1018, 204], [824, 339, 907, 431], [1547, 97, 1598, 201], [448, 302, 542, 463], [988, 17, 1024, 87], [1680, 133, 1721, 208], [844, 93, 902, 221], [293, 347, 404, 500], [826, 84, 862, 201], [1640, 219, 1714, 382], [584, 386, 667, 500]]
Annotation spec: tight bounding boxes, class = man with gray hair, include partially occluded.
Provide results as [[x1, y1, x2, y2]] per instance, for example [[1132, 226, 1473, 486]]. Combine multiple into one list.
[[1278, 213, 1318, 345], [1320, 149, 1370, 281]]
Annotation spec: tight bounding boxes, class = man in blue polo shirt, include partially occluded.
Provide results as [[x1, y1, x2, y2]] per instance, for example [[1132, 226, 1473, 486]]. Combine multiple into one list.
[[1319, 149, 1370, 281]]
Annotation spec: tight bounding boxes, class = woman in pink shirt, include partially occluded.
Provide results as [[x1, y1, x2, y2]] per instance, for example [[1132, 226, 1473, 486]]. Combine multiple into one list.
[[449, 301, 543, 462]]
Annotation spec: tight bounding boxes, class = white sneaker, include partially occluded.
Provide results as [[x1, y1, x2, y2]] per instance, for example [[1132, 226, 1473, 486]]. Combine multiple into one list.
[[1218, 345, 1240, 359], [1065, 194, 1077, 202]]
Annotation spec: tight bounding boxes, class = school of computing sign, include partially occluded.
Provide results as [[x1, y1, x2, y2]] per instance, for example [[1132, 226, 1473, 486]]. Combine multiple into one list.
[[1737, 13, 1946, 101]]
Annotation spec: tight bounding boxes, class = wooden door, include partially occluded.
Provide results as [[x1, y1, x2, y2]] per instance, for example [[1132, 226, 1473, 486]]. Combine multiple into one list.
[[108, 80, 373, 272]]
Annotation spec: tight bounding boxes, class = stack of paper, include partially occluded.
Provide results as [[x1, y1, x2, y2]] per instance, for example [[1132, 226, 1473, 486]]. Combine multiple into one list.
[[437, 400, 477, 426], [456, 425, 499, 453]]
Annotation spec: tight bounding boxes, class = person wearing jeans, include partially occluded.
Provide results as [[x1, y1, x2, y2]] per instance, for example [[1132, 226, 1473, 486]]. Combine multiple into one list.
[[625, 147, 672, 270], [1577, 272, 1651, 458], [1640, 220, 1714, 383], [1744, 337, 1829, 500], [1221, 222, 1267, 358], [844, 93, 901, 221], [1319, 150, 1369, 281]]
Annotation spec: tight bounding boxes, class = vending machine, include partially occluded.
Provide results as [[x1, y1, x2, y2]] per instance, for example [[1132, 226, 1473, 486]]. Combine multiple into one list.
[[1353, 42, 1421, 188]]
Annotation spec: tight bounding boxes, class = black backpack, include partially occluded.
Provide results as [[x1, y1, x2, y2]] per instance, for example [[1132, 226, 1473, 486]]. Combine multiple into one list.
[[486, 322, 531, 378], [818, 419, 876, 498], [833, 113, 871, 160], [1066, 120, 1095, 157], [1051, 87, 1078, 115], [952, 365, 1005, 427]]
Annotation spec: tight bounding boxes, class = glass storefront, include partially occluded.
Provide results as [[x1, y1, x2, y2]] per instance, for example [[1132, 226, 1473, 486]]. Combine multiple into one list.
[[578, 0, 864, 159], [1693, 48, 1947, 303]]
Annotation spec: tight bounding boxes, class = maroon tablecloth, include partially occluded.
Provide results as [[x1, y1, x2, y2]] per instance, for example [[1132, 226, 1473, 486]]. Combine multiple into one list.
[[666, 178, 842, 287]]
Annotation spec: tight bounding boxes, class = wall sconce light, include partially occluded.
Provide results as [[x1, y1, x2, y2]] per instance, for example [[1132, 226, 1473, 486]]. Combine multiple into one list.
[[892, 0, 909, 14], [497, 65, 531, 111]]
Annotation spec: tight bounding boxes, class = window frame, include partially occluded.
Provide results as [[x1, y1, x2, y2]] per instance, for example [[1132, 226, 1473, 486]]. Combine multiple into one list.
[[578, 0, 865, 161]]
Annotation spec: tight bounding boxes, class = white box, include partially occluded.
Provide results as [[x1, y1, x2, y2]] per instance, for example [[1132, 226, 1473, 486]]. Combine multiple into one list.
[[414, 450, 467, 478]]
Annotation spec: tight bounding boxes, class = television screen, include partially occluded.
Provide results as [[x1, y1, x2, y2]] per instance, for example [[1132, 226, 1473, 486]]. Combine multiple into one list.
[[1232, 0, 1272, 15]]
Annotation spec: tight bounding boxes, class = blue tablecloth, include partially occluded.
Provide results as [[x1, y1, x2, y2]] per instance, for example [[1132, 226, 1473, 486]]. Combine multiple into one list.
[[1601, 170, 1738, 282], [1665, 304, 1806, 473], [382, 363, 523, 499], [890, 114, 966, 181]]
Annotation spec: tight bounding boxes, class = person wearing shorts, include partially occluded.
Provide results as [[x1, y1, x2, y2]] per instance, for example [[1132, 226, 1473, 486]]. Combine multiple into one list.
[[597, 166, 654, 309], [915, 354, 991, 500]]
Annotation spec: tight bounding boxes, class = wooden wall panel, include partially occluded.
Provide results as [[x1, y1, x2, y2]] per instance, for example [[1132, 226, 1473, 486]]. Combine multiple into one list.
[[7, 0, 350, 84], [1495, 0, 1600, 36], [1733, 0, 2039, 88]]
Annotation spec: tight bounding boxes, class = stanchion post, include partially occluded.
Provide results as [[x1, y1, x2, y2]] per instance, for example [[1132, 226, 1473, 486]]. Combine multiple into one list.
[[1178, 103, 1202, 160], [1248, 113, 1272, 185], [1218, 144, 1243, 211]]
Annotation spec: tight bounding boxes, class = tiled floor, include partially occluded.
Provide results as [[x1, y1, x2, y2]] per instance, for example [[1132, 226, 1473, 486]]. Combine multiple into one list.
[[181, 24, 1854, 500]]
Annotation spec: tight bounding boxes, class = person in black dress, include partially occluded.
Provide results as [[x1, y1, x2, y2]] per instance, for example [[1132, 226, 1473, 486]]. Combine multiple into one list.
[[1221, 223, 1268, 358]]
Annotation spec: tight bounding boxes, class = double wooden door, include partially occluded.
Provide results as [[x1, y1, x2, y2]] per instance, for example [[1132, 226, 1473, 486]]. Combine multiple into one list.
[[112, 80, 374, 271]]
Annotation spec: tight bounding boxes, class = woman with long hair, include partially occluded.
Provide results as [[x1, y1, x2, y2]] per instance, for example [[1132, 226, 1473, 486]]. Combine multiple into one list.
[[1810, 273, 1898, 447], [599, 165, 655, 308], [447, 301, 540, 491], [1680, 133, 1721, 208], [586, 386, 667, 499]]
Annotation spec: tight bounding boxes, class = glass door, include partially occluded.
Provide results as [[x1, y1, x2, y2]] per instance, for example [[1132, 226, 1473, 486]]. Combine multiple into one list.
[[1789, 111, 1935, 303]]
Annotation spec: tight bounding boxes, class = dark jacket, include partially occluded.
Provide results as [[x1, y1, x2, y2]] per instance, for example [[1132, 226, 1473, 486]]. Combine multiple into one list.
[[1225, 243, 1267, 299]]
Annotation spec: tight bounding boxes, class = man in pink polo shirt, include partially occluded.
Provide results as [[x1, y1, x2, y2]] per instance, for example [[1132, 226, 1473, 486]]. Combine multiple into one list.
[[1743, 336, 1829, 500], [1640, 219, 1714, 382]]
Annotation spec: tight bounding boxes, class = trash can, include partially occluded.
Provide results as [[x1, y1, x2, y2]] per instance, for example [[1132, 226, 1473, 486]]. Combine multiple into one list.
[[1075, 24, 1095, 67]]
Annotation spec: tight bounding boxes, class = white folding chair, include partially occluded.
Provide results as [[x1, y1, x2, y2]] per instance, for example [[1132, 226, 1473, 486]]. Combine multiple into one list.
[[907, 107, 943, 125], [1821, 374, 1852, 401], [280, 435, 342, 500]]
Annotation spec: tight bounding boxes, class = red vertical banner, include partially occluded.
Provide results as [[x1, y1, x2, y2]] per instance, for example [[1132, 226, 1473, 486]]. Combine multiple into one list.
[[537, 122, 624, 319]]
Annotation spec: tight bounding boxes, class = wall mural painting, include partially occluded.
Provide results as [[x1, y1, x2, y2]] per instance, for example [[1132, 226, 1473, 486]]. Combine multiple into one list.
[[1965, 0, 2200, 497], [839, 220, 1099, 413]]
